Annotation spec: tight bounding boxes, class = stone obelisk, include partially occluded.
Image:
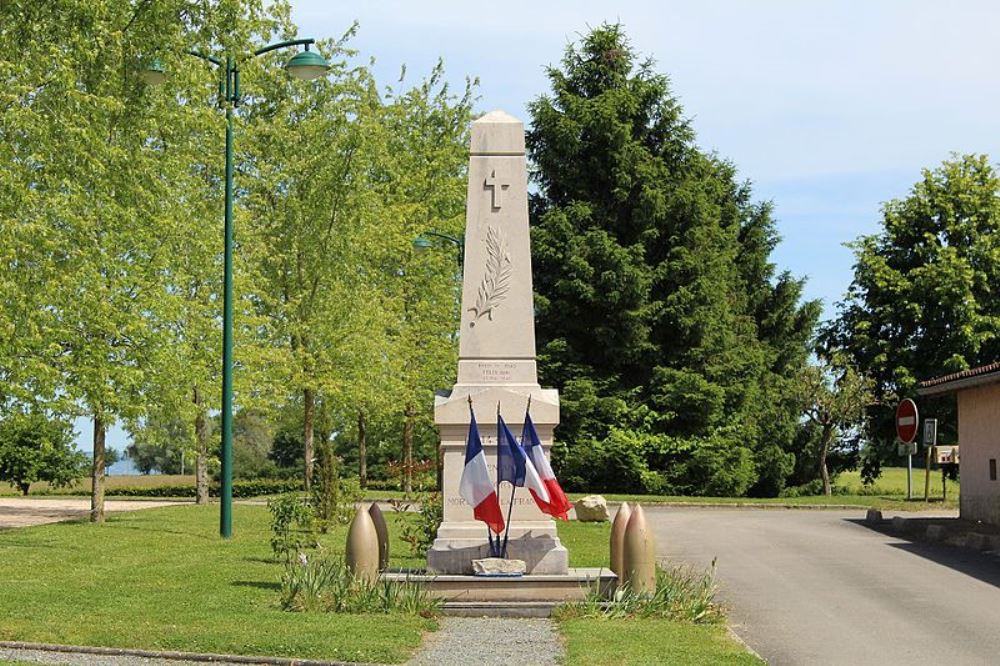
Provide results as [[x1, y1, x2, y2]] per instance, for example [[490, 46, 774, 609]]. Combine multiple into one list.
[[427, 110, 567, 575]]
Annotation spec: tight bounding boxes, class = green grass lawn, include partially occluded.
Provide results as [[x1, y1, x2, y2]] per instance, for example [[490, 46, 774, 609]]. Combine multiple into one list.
[[572, 491, 955, 511], [0, 503, 765, 665], [559, 617, 761, 665], [0, 504, 434, 663], [568, 466, 960, 511], [836, 466, 958, 499], [553, 520, 760, 664], [7, 467, 959, 512]]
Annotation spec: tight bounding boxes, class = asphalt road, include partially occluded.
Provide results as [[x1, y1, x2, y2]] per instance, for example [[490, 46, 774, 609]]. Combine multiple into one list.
[[645, 506, 999, 666]]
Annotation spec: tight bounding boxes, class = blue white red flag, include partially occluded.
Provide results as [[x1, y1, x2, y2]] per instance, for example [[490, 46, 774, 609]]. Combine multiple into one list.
[[459, 407, 505, 534], [522, 412, 573, 520], [497, 413, 550, 503]]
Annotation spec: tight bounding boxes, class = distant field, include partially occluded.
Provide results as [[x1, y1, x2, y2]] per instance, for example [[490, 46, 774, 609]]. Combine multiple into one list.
[[1, 474, 196, 496], [836, 466, 959, 499]]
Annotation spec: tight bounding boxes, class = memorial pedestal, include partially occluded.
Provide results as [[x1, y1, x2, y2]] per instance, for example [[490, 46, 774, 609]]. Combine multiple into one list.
[[427, 110, 568, 576], [428, 386, 568, 575]]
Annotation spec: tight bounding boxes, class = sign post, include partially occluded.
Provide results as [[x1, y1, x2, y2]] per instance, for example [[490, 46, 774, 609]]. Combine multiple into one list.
[[896, 399, 919, 500], [923, 419, 937, 502]]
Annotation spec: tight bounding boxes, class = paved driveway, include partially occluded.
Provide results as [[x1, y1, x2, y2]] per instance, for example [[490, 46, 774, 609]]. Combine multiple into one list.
[[645, 506, 999, 666], [0, 498, 184, 529]]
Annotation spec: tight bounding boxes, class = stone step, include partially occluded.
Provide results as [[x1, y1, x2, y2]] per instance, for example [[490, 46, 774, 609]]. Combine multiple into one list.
[[441, 600, 615, 618], [382, 567, 616, 603], [442, 601, 560, 618]]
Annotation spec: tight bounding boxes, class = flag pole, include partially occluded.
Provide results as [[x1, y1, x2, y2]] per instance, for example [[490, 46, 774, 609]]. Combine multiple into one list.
[[500, 396, 530, 559], [501, 479, 516, 558], [494, 400, 503, 557], [471, 396, 495, 557]]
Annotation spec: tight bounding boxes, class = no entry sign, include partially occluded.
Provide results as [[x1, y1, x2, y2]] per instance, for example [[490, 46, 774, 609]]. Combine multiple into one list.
[[896, 399, 919, 443]]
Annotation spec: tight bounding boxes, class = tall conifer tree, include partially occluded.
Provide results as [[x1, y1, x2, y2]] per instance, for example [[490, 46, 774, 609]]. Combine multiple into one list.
[[528, 24, 819, 495]]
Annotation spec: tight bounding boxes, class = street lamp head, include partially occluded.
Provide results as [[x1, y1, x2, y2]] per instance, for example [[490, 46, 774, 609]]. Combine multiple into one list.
[[285, 48, 329, 81], [412, 236, 434, 250], [140, 59, 166, 86]]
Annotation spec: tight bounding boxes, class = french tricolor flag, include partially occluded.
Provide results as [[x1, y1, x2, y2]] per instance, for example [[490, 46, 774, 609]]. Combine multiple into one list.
[[522, 411, 573, 521], [459, 406, 505, 534]]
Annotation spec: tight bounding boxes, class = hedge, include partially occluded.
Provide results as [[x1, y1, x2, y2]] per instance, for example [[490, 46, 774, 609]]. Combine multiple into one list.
[[33, 478, 304, 498]]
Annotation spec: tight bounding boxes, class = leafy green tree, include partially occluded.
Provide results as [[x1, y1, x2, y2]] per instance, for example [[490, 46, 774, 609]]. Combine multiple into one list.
[[242, 40, 472, 493], [126, 410, 190, 475], [0, 412, 86, 495], [527, 24, 818, 496], [0, 0, 213, 521], [800, 353, 873, 495], [240, 25, 391, 490], [374, 67, 472, 493], [826, 154, 1000, 479], [103, 447, 122, 472]]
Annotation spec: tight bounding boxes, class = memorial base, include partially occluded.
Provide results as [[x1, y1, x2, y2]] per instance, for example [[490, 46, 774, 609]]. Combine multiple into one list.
[[382, 568, 616, 603], [427, 521, 569, 575]]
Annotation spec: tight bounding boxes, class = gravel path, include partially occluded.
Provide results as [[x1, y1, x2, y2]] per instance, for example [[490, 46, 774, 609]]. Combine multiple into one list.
[[0, 498, 184, 529], [406, 618, 562, 666], [0, 647, 213, 666]]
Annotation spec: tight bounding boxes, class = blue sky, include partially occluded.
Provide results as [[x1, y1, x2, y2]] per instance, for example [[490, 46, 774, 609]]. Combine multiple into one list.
[[290, 0, 1000, 314], [84, 1, 1000, 456]]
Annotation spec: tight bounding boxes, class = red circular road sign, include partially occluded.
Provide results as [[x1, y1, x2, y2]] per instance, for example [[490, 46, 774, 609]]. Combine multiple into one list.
[[896, 399, 919, 443]]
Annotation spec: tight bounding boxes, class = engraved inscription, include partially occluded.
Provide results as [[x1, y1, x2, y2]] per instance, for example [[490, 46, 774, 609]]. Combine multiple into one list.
[[478, 361, 515, 383], [468, 225, 511, 325], [484, 169, 510, 209]]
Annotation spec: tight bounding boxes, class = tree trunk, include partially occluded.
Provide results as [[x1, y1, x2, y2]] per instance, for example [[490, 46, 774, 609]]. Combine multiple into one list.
[[19, 482, 30, 496], [819, 422, 833, 496], [193, 387, 209, 505], [303, 387, 315, 491], [91, 414, 106, 523], [403, 404, 414, 495], [358, 409, 367, 489]]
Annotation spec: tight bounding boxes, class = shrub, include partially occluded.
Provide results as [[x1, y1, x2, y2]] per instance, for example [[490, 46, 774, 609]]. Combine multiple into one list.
[[280, 555, 438, 616], [555, 561, 725, 624], [399, 492, 442, 556], [267, 493, 316, 562], [311, 444, 363, 533], [35, 477, 305, 498], [0, 412, 87, 495]]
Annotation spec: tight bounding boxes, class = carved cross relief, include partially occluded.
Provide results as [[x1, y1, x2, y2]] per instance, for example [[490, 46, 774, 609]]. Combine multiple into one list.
[[484, 169, 510, 210]]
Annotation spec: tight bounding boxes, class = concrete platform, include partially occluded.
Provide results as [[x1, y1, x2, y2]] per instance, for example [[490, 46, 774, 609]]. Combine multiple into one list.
[[382, 567, 616, 603]]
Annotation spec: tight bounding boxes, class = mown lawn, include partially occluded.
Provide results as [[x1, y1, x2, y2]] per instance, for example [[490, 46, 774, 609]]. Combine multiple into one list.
[[836, 466, 958, 498], [0, 504, 433, 663], [553, 520, 760, 664], [569, 491, 956, 511], [0, 503, 765, 665], [559, 618, 762, 665]]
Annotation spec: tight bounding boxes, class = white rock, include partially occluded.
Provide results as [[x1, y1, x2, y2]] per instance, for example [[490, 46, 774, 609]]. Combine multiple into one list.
[[574, 495, 610, 522], [472, 557, 526, 576]]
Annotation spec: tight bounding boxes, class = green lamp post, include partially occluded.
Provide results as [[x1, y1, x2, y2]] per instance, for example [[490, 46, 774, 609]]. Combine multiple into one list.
[[412, 231, 464, 491], [413, 231, 464, 268], [143, 39, 329, 539]]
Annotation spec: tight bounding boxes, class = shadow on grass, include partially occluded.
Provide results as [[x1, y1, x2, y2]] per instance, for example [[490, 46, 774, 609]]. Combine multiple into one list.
[[848, 518, 1000, 590], [244, 556, 281, 565], [231, 580, 281, 591], [113, 524, 216, 541]]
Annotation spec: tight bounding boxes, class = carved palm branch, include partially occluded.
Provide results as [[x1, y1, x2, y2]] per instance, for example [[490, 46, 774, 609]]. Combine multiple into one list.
[[469, 225, 512, 322]]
